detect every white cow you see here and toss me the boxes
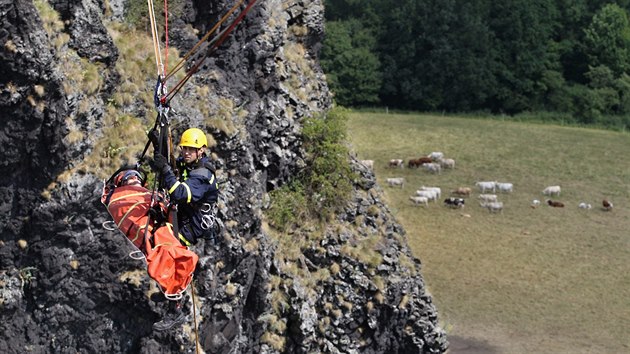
[386,177,405,188]
[481,201,504,213]
[496,182,513,193]
[416,189,438,202]
[424,162,442,174]
[409,196,429,207]
[438,158,455,169]
[420,186,442,199]
[478,194,498,202]
[578,202,592,209]
[428,152,444,161]
[389,159,404,168]
[360,159,374,169]
[475,181,496,193]
[543,185,561,196]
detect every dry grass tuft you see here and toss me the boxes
[260,331,285,351]
[17,240,27,250]
[69,260,79,270]
[4,40,17,53]
[119,269,145,287]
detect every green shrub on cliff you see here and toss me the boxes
[267,107,355,230]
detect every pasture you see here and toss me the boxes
[346,112,630,353]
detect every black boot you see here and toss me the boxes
[153,300,186,331]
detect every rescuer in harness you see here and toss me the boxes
[148,127,221,330]
[151,127,221,246]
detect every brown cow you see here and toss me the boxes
[451,187,471,197]
[603,199,613,211]
[408,157,433,168]
[547,199,564,208]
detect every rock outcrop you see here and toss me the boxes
[0,0,448,352]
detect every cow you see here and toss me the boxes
[444,197,465,209]
[439,158,455,169]
[547,199,564,208]
[386,177,404,188]
[360,160,374,169]
[408,157,433,168]
[543,185,561,196]
[420,186,442,199]
[389,159,404,168]
[478,194,498,202]
[602,199,613,211]
[429,152,444,161]
[475,181,496,193]
[416,189,438,202]
[409,196,429,207]
[424,162,442,174]
[481,201,504,213]
[451,187,471,197]
[496,182,513,193]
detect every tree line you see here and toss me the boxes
[321,0,630,129]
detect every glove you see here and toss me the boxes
[150,152,170,173]
[148,129,160,148]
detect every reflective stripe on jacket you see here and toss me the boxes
[162,156,219,244]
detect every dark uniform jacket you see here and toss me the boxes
[162,156,219,245]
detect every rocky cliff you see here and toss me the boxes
[0,0,448,352]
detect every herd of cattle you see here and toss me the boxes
[360,152,615,213]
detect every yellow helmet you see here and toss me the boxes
[179,128,208,148]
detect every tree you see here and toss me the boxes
[583,3,630,77]
[486,0,560,113]
[320,20,382,106]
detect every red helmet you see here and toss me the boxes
[114,170,143,186]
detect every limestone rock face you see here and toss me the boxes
[0,0,447,353]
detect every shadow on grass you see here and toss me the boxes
[448,335,498,354]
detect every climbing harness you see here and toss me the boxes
[199,202,224,233]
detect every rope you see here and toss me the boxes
[163,0,246,83]
[147,0,164,77]
[164,0,259,104]
[191,281,200,354]
[163,0,169,74]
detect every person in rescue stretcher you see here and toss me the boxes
[101,169,199,331]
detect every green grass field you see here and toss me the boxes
[346,112,630,353]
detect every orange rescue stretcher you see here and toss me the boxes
[101,181,198,299]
